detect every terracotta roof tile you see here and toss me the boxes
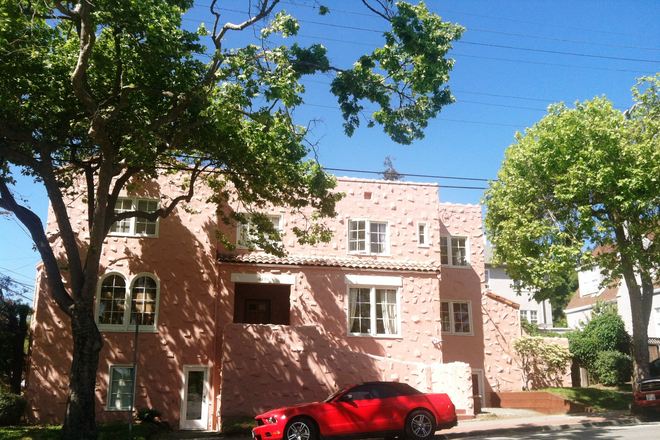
[216,252,440,272]
[484,291,520,309]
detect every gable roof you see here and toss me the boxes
[564,283,619,313]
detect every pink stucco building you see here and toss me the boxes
[25,175,534,431]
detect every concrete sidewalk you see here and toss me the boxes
[436,407,642,439]
[156,408,644,439]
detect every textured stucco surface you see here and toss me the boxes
[26,175,528,430]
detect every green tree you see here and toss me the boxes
[0,277,31,395]
[483,75,660,392]
[567,302,631,382]
[0,1,463,438]
[513,336,572,390]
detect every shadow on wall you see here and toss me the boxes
[26,176,221,426]
[219,323,455,420]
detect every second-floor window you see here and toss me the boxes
[95,272,160,332]
[348,220,389,255]
[110,197,159,237]
[237,215,283,250]
[348,286,399,337]
[441,300,472,335]
[441,236,468,267]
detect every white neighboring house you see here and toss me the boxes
[564,264,660,361]
[484,244,554,329]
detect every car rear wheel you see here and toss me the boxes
[405,409,436,440]
[285,417,317,440]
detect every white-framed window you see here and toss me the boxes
[348,219,389,255]
[417,222,429,247]
[655,306,660,328]
[441,300,472,335]
[109,197,159,237]
[107,365,134,411]
[236,214,283,249]
[485,269,491,290]
[346,275,401,337]
[441,236,469,267]
[578,266,601,297]
[95,272,160,332]
[520,310,538,324]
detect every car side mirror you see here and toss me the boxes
[338,394,353,402]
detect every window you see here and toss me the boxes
[348,220,389,255]
[110,197,159,237]
[348,286,399,337]
[578,267,601,296]
[417,222,428,247]
[441,300,472,335]
[96,273,160,331]
[520,310,538,324]
[237,214,282,249]
[484,269,490,290]
[107,365,134,411]
[441,236,468,267]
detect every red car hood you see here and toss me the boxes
[257,401,321,417]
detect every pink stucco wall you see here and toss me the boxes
[219,323,472,423]
[26,174,528,430]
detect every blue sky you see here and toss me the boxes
[2,0,659,302]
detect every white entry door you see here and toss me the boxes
[180,366,209,430]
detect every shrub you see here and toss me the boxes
[136,408,161,423]
[513,336,572,390]
[595,350,632,386]
[0,392,26,426]
[567,302,630,381]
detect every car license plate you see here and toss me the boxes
[647,394,656,401]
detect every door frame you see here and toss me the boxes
[180,365,210,430]
[471,369,485,412]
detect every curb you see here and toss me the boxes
[436,417,642,439]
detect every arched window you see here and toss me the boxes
[96,272,159,332]
[130,275,158,326]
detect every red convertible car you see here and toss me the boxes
[252,382,457,440]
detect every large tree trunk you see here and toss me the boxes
[61,308,104,440]
[627,276,652,392]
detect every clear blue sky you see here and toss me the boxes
[2,0,659,302]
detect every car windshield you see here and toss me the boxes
[323,386,352,403]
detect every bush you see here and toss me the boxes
[513,336,572,390]
[595,350,633,386]
[136,408,161,423]
[0,392,26,426]
[567,302,630,381]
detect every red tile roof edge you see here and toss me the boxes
[216,252,441,272]
[485,291,521,309]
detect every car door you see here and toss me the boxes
[333,385,396,434]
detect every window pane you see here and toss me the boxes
[109,366,133,410]
[441,301,451,332]
[375,289,397,335]
[110,199,133,234]
[453,302,471,333]
[349,221,366,252]
[440,237,449,265]
[349,288,371,334]
[418,224,426,245]
[370,222,387,254]
[131,276,157,326]
[451,237,467,266]
[99,275,126,325]
[135,200,158,235]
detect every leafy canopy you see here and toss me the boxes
[483,75,660,294]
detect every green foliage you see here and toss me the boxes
[595,351,633,386]
[483,74,660,382]
[0,277,31,394]
[513,336,572,390]
[136,407,161,423]
[0,392,26,426]
[567,302,631,380]
[1,2,464,437]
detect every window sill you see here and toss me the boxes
[107,233,159,239]
[442,332,474,337]
[347,333,402,339]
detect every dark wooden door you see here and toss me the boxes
[245,299,270,324]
